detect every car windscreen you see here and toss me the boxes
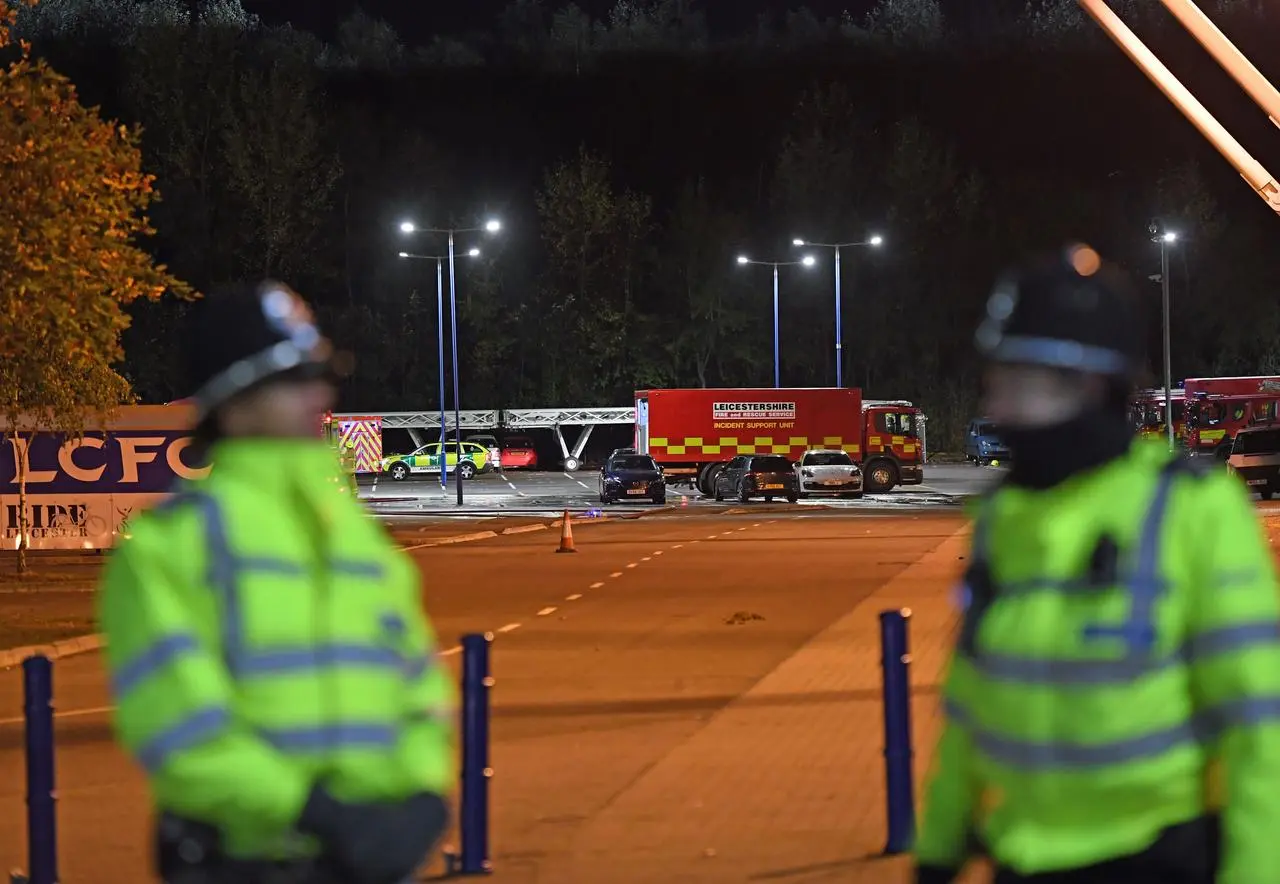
[1234,430,1280,454]
[975,421,997,436]
[503,437,534,448]
[610,456,656,471]
[751,456,792,472]
[803,452,852,466]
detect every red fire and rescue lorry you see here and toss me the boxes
[1129,387,1186,442]
[634,387,924,494]
[1182,376,1280,458]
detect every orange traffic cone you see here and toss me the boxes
[556,510,577,553]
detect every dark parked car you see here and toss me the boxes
[1228,426,1280,500]
[713,454,799,503]
[599,453,666,505]
[964,418,1009,466]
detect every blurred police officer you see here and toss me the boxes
[98,281,455,884]
[913,245,1280,884]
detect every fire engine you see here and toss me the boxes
[1129,387,1186,442]
[634,387,925,494]
[1183,377,1280,458]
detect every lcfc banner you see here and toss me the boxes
[0,406,207,551]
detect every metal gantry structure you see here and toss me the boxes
[333,407,635,471]
[1078,0,1280,216]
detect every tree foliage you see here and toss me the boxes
[0,0,192,569]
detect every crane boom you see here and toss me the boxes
[1077,0,1280,216]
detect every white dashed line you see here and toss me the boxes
[737,527,748,531]
[707,534,719,539]
[652,550,664,556]
[566,593,583,601]
[589,582,604,589]
[672,544,684,549]
[610,571,623,578]
[497,623,521,633]
[441,646,462,657]
[641,556,651,562]
[625,562,638,569]
[536,607,557,616]
[753,523,762,527]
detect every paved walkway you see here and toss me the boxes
[519,523,980,884]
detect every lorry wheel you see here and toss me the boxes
[865,460,899,493]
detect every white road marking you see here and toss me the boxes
[707,534,719,539]
[441,646,462,657]
[625,562,638,569]
[566,593,583,601]
[641,556,651,562]
[0,705,115,727]
[652,550,664,556]
[536,607,557,616]
[497,623,521,633]
[589,582,604,589]
[672,543,684,549]
[610,571,623,578]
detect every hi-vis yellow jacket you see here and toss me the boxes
[915,441,1280,882]
[98,439,455,860]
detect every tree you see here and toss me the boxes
[864,0,947,49]
[0,0,192,571]
[535,146,655,402]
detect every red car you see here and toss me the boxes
[500,436,538,470]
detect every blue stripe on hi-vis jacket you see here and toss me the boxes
[0,431,209,495]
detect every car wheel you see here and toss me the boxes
[390,463,409,481]
[1264,490,1275,501]
[458,462,477,480]
[652,495,665,505]
[737,483,750,504]
[786,493,799,504]
[848,492,864,500]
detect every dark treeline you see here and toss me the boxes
[11,0,1280,446]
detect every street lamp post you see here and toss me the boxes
[1149,223,1179,447]
[736,254,818,388]
[397,244,485,496]
[792,235,884,387]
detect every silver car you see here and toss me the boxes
[795,448,863,499]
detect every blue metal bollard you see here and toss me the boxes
[23,655,58,884]
[879,609,915,856]
[457,632,493,875]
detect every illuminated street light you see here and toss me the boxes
[736,254,819,388]
[395,237,490,497]
[485,219,501,233]
[791,233,885,387]
[1149,221,1181,447]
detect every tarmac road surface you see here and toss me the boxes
[0,509,969,884]
[361,462,1002,516]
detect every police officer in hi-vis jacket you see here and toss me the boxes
[98,281,455,884]
[913,245,1280,884]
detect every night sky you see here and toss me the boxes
[242,0,999,44]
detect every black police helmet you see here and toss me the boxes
[975,243,1144,382]
[184,280,335,423]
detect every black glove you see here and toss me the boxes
[913,865,959,884]
[299,786,449,884]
